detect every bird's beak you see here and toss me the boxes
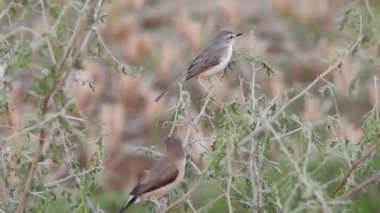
[235,32,243,37]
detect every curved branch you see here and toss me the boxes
[343,171,380,200]
[330,141,380,198]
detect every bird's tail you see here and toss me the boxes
[119,196,138,213]
[155,73,187,102]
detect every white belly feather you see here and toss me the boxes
[199,45,233,78]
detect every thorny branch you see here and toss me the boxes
[331,140,380,198]
[16,0,98,212]
[343,171,380,200]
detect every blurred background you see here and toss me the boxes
[1,0,380,212]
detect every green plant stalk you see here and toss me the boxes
[226,142,234,213]
[169,84,185,137]
[16,0,97,212]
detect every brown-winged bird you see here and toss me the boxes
[155,30,242,101]
[119,137,185,212]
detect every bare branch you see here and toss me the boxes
[330,141,380,198]
[343,171,380,200]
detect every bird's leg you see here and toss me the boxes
[198,77,209,95]
[208,78,221,103]
[198,77,216,101]
[206,78,215,101]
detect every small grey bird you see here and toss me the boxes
[155,30,243,101]
[119,137,186,212]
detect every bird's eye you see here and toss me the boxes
[228,35,234,39]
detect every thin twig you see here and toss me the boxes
[364,0,376,21]
[248,28,264,212]
[40,0,56,65]
[185,200,197,213]
[374,76,379,120]
[226,142,234,213]
[0,27,39,42]
[94,26,131,69]
[169,84,185,136]
[5,100,74,140]
[330,141,380,198]
[184,93,212,146]
[343,171,380,200]
[44,166,103,186]
[197,192,226,212]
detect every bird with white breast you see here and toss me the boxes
[155,30,243,102]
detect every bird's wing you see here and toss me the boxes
[130,157,178,196]
[186,48,221,80]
